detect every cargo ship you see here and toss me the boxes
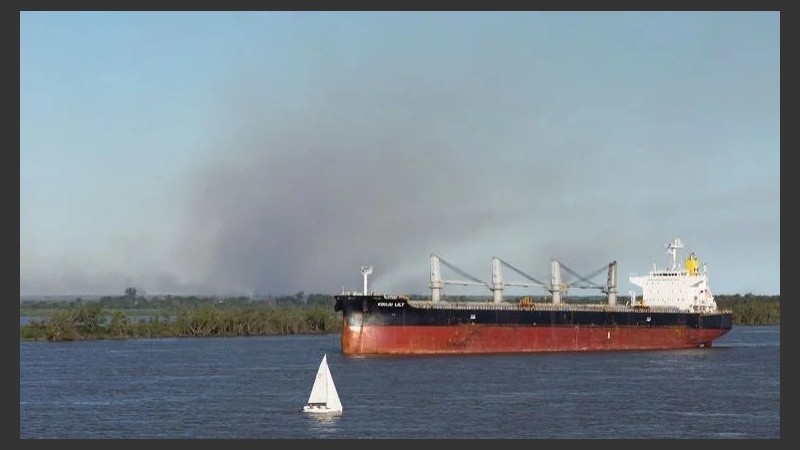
[333,239,732,355]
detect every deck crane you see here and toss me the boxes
[429,254,490,302]
[490,257,552,303]
[428,253,619,306]
[552,259,619,306]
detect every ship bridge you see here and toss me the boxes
[629,238,717,313]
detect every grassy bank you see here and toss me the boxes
[19,293,779,341]
[20,304,341,341]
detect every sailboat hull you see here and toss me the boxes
[302,405,342,414]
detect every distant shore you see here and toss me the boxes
[19,293,778,341]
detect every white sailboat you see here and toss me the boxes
[302,353,343,414]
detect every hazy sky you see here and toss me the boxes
[20,11,780,297]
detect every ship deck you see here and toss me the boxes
[337,293,730,315]
[406,300,697,314]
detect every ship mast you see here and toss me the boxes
[360,266,372,295]
[667,238,683,271]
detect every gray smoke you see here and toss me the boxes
[175,76,594,295]
[172,70,729,296]
[22,73,773,297]
[19,15,779,298]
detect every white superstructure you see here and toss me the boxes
[629,238,718,313]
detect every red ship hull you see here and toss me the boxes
[341,323,730,355]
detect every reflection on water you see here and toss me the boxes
[304,411,344,437]
[306,412,343,424]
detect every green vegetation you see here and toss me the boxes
[20,290,341,341]
[19,290,779,341]
[715,294,780,325]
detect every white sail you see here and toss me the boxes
[324,358,342,411]
[303,353,343,413]
[307,354,329,404]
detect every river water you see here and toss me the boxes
[19,325,779,438]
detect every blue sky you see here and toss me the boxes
[20,11,780,296]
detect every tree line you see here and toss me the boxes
[20,303,341,341]
[20,288,330,314]
[19,290,779,341]
[714,293,780,325]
